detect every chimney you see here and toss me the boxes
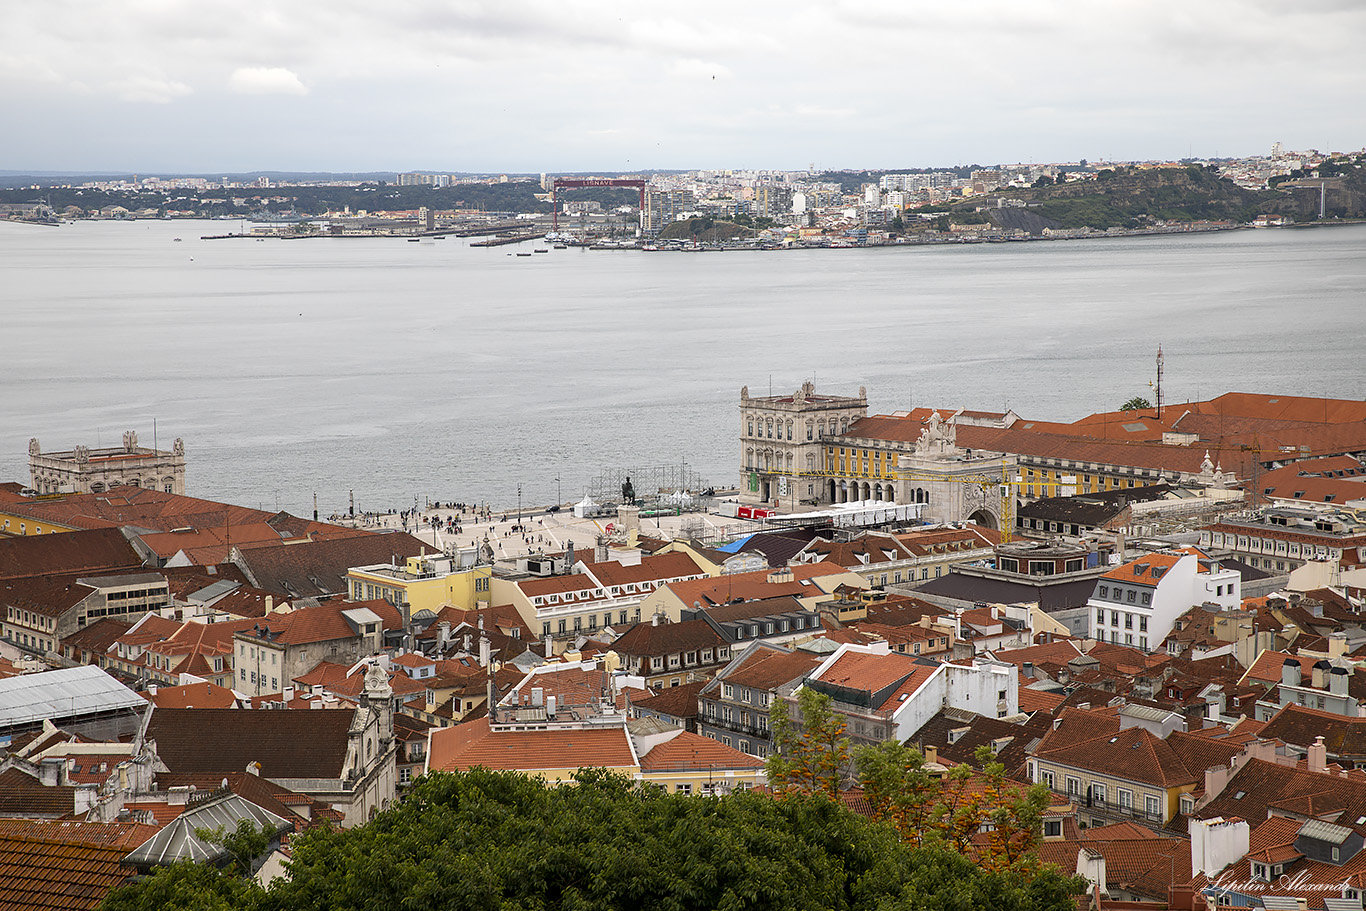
[1077,848,1107,897]
[1023,661,1034,679]
[1331,666,1349,697]
[924,745,938,765]
[1282,658,1302,688]
[544,634,553,657]
[39,758,64,786]
[1308,736,1328,774]
[1330,633,1348,658]
[1190,816,1250,878]
[265,595,273,613]
[438,621,451,650]
[283,685,294,702]
[1313,660,1330,690]
[148,684,158,697]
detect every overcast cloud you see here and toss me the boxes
[2,0,1363,173]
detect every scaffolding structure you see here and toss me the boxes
[586,462,711,513]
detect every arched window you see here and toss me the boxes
[746,448,754,469]
[786,420,793,441]
[806,421,814,441]
[786,453,793,470]
[163,478,174,493]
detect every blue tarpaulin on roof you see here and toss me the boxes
[713,535,754,553]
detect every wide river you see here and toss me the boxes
[3,220,1363,517]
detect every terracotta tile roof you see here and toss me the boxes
[638,731,763,772]
[0,818,157,849]
[664,563,855,608]
[859,595,950,627]
[292,660,360,688]
[811,651,937,710]
[0,823,137,910]
[579,552,708,587]
[0,527,145,582]
[1240,649,1317,686]
[611,618,725,657]
[992,639,1087,669]
[909,708,1054,780]
[1195,757,1366,831]
[143,681,239,709]
[428,717,637,773]
[0,766,78,816]
[60,619,132,657]
[232,532,433,598]
[1035,723,1216,788]
[0,573,100,619]
[715,645,823,691]
[502,664,623,712]
[735,528,829,567]
[804,533,914,568]
[892,526,997,554]
[1184,392,1366,426]
[235,600,401,647]
[146,706,359,780]
[1101,551,1186,584]
[1038,832,1190,900]
[1017,687,1067,713]
[0,487,271,534]
[631,680,705,720]
[1258,703,1366,756]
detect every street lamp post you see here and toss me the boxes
[517,484,522,530]
[554,476,561,508]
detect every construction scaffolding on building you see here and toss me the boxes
[586,463,712,515]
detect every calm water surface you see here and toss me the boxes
[2,220,1363,515]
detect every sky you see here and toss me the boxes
[3,0,1365,174]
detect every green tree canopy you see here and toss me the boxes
[103,768,1082,911]
[767,686,849,799]
[1119,396,1153,412]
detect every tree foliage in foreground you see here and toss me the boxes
[856,742,1053,879]
[1119,396,1153,412]
[102,768,1082,911]
[767,686,850,799]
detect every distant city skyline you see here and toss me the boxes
[4,1,1364,173]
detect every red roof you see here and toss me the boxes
[428,717,637,773]
[638,731,764,772]
[811,650,937,710]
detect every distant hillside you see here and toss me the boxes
[985,166,1265,229]
[657,217,754,241]
[961,159,1366,230]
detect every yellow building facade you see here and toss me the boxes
[347,554,491,613]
